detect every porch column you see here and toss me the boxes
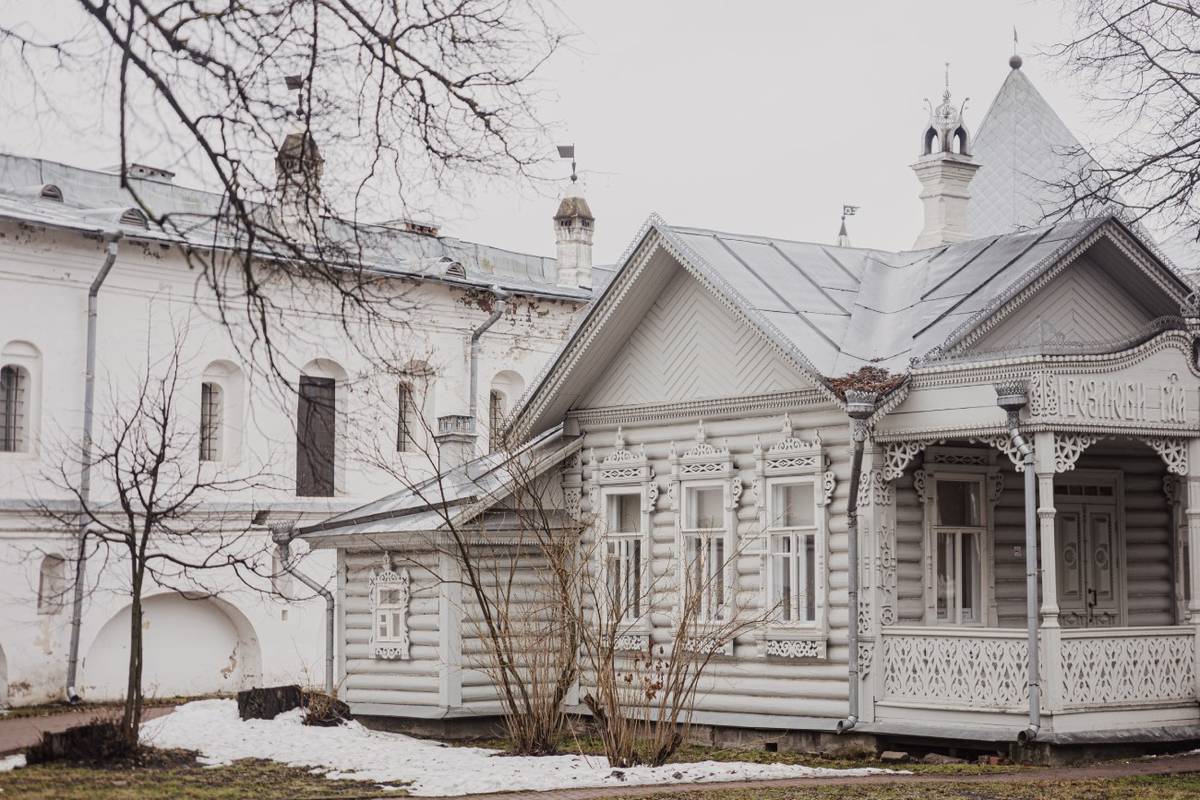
[1186,439,1200,702]
[1187,439,1200,624]
[858,440,887,725]
[1034,431,1061,713]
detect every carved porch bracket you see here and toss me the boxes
[1144,437,1189,476]
[975,435,1025,472]
[1054,433,1100,472]
[882,440,932,481]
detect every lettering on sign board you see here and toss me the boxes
[1029,372,1189,424]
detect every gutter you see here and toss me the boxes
[995,383,1040,743]
[836,390,879,735]
[272,524,334,694]
[467,285,509,422]
[65,232,122,703]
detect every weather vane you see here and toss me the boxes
[842,204,859,222]
[557,144,577,183]
[284,75,304,117]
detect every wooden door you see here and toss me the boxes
[1056,503,1121,628]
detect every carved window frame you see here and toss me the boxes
[919,450,997,628]
[370,566,411,660]
[752,414,831,659]
[669,420,738,656]
[591,428,656,650]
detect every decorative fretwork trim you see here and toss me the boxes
[370,567,411,661]
[612,633,650,653]
[989,472,1005,503]
[568,389,833,429]
[883,440,934,481]
[912,469,928,505]
[973,435,1025,471]
[1145,437,1189,476]
[1054,433,1100,472]
[822,471,836,506]
[764,637,825,659]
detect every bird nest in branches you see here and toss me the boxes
[826,367,904,399]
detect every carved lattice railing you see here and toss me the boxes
[880,628,1029,711]
[1058,628,1197,710]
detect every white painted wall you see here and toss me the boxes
[0,217,583,706]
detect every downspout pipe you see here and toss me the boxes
[468,285,510,422]
[65,232,122,703]
[995,382,1040,744]
[272,523,334,694]
[836,390,878,735]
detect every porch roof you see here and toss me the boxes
[297,424,580,543]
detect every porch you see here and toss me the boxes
[858,432,1200,743]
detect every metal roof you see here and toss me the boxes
[298,425,577,540]
[660,216,1106,373]
[967,63,1108,238]
[0,153,603,300]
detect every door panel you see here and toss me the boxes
[1055,500,1123,628]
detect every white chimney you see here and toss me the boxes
[434,414,478,471]
[911,69,980,249]
[554,192,595,290]
[275,131,324,239]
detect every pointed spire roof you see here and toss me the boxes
[967,58,1104,238]
[837,217,851,247]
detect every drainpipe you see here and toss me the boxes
[995,382,1040,743]
[467,285,509,422]
[272,523,334,694]
[65,233,122,703]
[836,390,878,735]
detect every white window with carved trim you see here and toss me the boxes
[752,414,832,659]
[928,474,987,626]
[669,421,739,642]
[370,567,411,660]
[589,428,657,648]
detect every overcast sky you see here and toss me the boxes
[2,1,1088,264]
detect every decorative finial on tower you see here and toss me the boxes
[911,63,979,249]
[1010,27,1023,69]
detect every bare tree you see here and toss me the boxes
[579,536,769,768]
[0,1,567,374]
[1051,1,1200,237]
[36,339,273,751]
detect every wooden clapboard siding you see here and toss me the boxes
[343,549,442,707]
[972,257,1157,353]
[577,405,852,718]
[582,264,812,409]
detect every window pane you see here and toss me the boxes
[805,534,816,622]
[712,537,725,610]
[687,487,724,529]
[961,533,980,623]
[936,533,955,621]
[937,480,981,526]
[773,482,815,528]
[607,493,641,534]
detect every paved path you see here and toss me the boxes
[443,751,1200,800]
[0,706,174,755]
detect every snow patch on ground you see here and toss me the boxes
[142,700,898,796]
[0,754,26,772]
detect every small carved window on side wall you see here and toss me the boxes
[371,567,411,660]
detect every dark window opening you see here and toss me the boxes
[296,375,336,497]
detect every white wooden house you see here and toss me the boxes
[301,59,1200,752]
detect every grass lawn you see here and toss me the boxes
[602,773,1200,799]
[0,754,408,799]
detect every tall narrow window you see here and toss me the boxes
[683,484,727,622]
[604,491,643,621]
[38,555,66,614]
[768,480,818,623]
[933,477,984,624]
[489,390,506,452]
[0,364,28,453]
[199,381,223,462]
[396,382,414,452]
[296,375,336,497]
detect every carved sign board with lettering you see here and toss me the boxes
[1027,344,1198,428]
